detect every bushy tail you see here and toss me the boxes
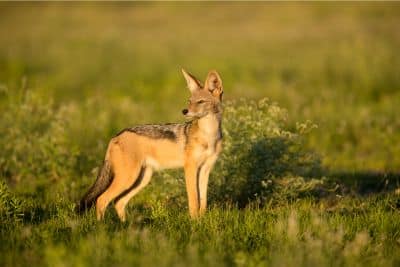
[75,160,113,214]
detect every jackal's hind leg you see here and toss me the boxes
[96,161,142,221]
[114,167,153,222]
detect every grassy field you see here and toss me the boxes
[1,3,400,267]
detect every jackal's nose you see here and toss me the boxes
[182,109,188,115]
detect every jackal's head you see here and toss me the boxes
[181,69,223,119]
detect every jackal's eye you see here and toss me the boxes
[197,100,205,104]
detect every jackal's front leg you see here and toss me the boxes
[198,154,218,216]
[184,160,200,219]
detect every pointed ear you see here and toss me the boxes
[205,70,223,99]
[182,69,202,93]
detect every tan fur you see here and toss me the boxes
[86,69,223,221]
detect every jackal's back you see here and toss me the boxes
[115,123,189,143]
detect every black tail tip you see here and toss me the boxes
[75,201,92,214]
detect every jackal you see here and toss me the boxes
[76,69,223,221]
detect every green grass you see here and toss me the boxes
[1,3,400,267]
[2,189,400,267]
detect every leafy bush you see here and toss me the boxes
[210,99,322,205]
[0,89,79,185]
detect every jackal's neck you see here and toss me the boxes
[197,112,222,140]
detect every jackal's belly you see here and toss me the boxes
[143,140,184,170]
[145,155,183,170]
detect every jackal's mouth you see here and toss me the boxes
[184,113,208,120]
[182,108,211,119]
[183,113,197,119]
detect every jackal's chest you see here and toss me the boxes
[199,139,216,155]
[188,134,220,159]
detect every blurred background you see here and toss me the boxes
[0,2,399,182]
[1,4,400,266]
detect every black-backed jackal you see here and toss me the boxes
[76,69,223,221]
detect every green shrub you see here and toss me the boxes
[0,88,79,185]
[210,98,322,205]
